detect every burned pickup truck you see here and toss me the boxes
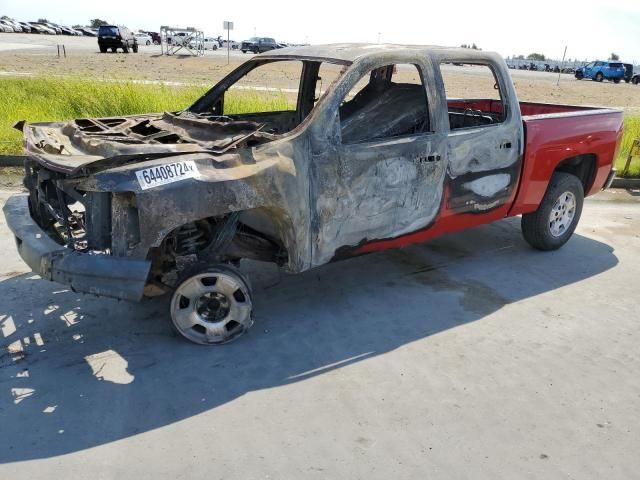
[4,44,622,345]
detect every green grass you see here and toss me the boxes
[1,76,639,177]
[0,76,292,155]
[616,115,640,177]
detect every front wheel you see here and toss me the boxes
[170,265,254,345]
[594,72,604,82]
[521,172,584,251]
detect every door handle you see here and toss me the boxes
[499,141,512,149]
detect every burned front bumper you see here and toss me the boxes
[2,194,151,301]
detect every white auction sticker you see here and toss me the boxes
[135,161,200,190]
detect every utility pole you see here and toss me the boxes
[557,46,567,86]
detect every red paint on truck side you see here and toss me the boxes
[355,102,623,255]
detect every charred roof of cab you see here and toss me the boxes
[258,43,499,63]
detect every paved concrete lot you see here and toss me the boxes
[0,187,638,479]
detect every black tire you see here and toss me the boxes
[521,172,584,251]
[613,78,620,84]
[123,45,129,53]
[241,49,247,53]
[575,73,583,80]
[633,77,639,85]
[99,46,107,53]
[111,47,117,53]
[145,40,150,45]
[253,47,259,54]
[594,72,604,82]
[132,44,138,53]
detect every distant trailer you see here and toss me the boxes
[160,26,204,56]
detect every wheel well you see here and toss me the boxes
[554,154,597,193]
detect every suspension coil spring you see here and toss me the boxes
[176,222,207,254]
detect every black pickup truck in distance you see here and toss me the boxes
[98,25,138,53]
[240,37,278,53]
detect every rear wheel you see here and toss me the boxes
[633,77,639,85]
[521,172,584,251]
[132,43,138,53]
[99,45,107,53]
[170,265,254,345]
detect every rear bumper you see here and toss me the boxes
[98,39,125,47]
[2,193,151,301]
[603,168,617,190]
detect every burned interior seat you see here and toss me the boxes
[448,108,497,129]
[340,83,428,143]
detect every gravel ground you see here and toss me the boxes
[0,186,639,479]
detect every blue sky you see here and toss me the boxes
[1,0,639,61]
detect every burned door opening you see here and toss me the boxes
[311,62,447,265]
[440,61,522,213]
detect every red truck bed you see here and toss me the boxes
[513,101,623,215]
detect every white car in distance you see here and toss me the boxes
[134,33,152,45]
[203,37,219,50]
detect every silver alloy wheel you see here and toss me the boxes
[549,191,576,237]
[170,269,253,345]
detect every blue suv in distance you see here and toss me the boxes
[575,61,625,83]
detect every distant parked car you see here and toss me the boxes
[143,31,161,44]
[18,22,35,33]
[2,19,25,32]
[58,25,79,36]
[0,21,15,32]
[221,39,239,49]
[98,25,138,53]
[31,22,56,34]
[8,21,28,32]
[575,61,625,83]
[0,19,21,32]
[79,27,97,37]
[623,64,634,83]
[134,33,152,45]
[240,37,278,53]
[202,37,219,50]
[43,22,63,34]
